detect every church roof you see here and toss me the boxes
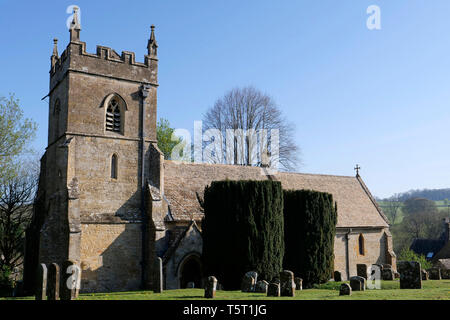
[163,161,389,228]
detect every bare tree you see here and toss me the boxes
[384,194,402,224]
[202,86,300,171]
[0,166,37,271]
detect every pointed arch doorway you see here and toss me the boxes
[178,253,203,289]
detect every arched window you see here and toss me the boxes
[103,93,127,134]
[358,234,365,255]
[111,154,118,179]
[53,99,61,141]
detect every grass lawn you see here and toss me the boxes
[3,280,449,300]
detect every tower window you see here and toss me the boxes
[358,234,365,255]
[106,99,121,132]
[111,154,118,179]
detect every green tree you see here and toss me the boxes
[0,94,37,182]
[156,118,182,160]
[397,248,432,270]
[202,180,284,290]
[283,190,337,288]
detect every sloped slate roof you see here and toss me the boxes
[410,239,445,257]
[163,161,389,228]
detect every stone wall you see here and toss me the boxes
[79,223,142,293]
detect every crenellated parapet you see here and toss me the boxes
[50,7,158,92]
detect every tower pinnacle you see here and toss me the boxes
[147,25,158,57]
[52,38,58,57]
[69,6,81,42]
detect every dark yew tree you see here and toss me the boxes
[283,190,337,288]
[202,180,284,289]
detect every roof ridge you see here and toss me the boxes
[165,160,355,179]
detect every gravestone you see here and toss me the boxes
[357,264,368,279]
[271,277,280,284]
[280,270,295,297]
[241,271,257,292]
[204,276,217,298]
[154,257,163,293]
[60,260,81,300]
[186,282,195,288]
[267,282,280,297]
[441,269,450,279]
[47,263,60,300]
[350,276,366,291]
[381,268,394,281]
[427,268,441,280]
[382,264,392,270]
[294,277,303,290]
[254,280,269,293]
[394,271,400,279]
[397,261,422,289]
[339,283,352,296]
[35,263,47,300]
[421,269,428,280]
[334,271,342,282]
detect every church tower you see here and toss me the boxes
[23,8,165,293]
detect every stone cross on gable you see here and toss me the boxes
[354,164,361,176]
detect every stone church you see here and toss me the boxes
[23,11,396,293]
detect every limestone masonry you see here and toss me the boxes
[23,10,396,293]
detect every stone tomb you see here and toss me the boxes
[334,271,342,282]
[279,270,295,297]
[35,263,47,300]
[47,263,60,300]
[204,276,217,298]
[267,282,280,297]
[398,261,422,289]
[294,277,302,290]
[421,269,429,281]
[339,283,352,296]
[427,268,441,280]
[241,271,257,292]
[349,276,366,291]
[357,264,368,279]
[254,280,268,294]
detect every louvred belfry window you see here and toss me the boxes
[106,98,121,132]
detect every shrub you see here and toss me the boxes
[0,265,13,297]
[202,180,284,290]
[397,248,432,270]
[283,190,337,288]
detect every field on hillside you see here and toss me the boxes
[377,200,450,225]
[3,280,450,300]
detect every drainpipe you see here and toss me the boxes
[140,84,150,288]
[345,228,352,280]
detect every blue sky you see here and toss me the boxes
[1,0,449,198]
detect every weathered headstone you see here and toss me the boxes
[339,283,352,296]
[186,282,195,288]
[271,277,280,284]
[280,270,295,297]
[47,263,60,300]
[397,261,422,289]
[60,260,81,300]
[35,263,47,300]
[254,280,269,293]
[421,269,429,281]
[381,268,394,281]
[374,264,384,272]
[241,271,257,292]
[427,268,441,280]
[267,282,280,297]
[357,264,368,279]
[294,277,303,290]
[154,257,163,293]
[334,271,342,282]
[394,271,400,279]
[350,276,366,291]
[441,269,450,279]
[204,276,217,298]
